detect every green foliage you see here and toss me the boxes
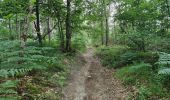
[97,45,159,68]
[0,80,20,100]
[126,30,150,51]
[49,71,68,87]
[116,0,169,34]
[156,52,170,90]
[0,40,71,99]
[116,63,153,85]
[121,51,159,65]
[0,40,56,77]
[72,33,87,52]
[116,63,167,99]
[149,37,170,53]
[136,86,151,100]
[96,45,128,68]
[159,68,170,75]
[157,52,170,66]
[25,82,42,94]
[0,68,32,78]
[0,25,9,38]
[114,51,170,99]
[0,97,19,100]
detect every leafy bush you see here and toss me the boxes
[136,86,151,100]
[115,63,167,99]
[0,40,70,99]
[72,34,87,52]
[0,26,11,38]
[96,45,128,68]
[149,37,170,53]
[0,80,20,99]
[127,30,149,51]
[0,40,56,78]
[120,51,159,66]
[158,73,170,90]
[156,52,170,66]
[115,63,153,85]
[96,45,159,68]
[157,52,170,90]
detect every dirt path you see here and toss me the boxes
[62,48,129,100]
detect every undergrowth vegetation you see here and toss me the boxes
[0,0,170,99]
[0,40,73,100]
[96,45,170,99]
[96,45,128,68]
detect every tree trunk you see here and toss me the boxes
[103,0,109,46]
[47,17,51,43]
[16,14,19,37]
[9,18,12,38]
[47,0,51,43]
[57,18,65,51]
[166,0,170,32]
[100,0,104,45]
[65,0,72,52]
[101,20,104,45]
[36,0,42,45]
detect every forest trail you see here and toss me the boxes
[62,48,129,100]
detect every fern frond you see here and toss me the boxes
[158,68,170,75]
[156,52,170,66]
[0,68,32,78]
[0,88,17,94]
[0,97,18,100]
[0,80,18,88]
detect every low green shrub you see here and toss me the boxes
[0,40,71,99]
[159,73,170,90]
[96,45,159,68]
[120,51,159,66]
[157,52,170,90]
[115,63,168,99]
[116,63,153,85]
[96,45,128,68]
[72,34,87,52]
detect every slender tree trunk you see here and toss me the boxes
[16,14,18,36]
[36,0,42,45]
[166,0,170,32]
[58,19,65,51]
[105,11,109,46]
[166,0,170,17]
[101,20,104,45]
[103,0,109,46]
[65,0,72,52]
[100,0,104,45]
[9,18,12,38]
[47,17,51,43]
[47,0,51,43]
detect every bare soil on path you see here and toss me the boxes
[62,48,129,100]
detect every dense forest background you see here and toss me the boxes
[0,0,170,99]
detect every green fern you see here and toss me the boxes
[158,68,170,75]
[157,52,170,90]
[0,38,67,99]
[0,40,55,77]
[0,80,18,94]
[0,80,19,100]
[157,52,170,66]
[0,80,18,88]
[0,69,8,78]
[156,52,170,75]
[0,68,32,78]
[0,97,18,100]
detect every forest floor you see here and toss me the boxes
[62,48,129,100]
